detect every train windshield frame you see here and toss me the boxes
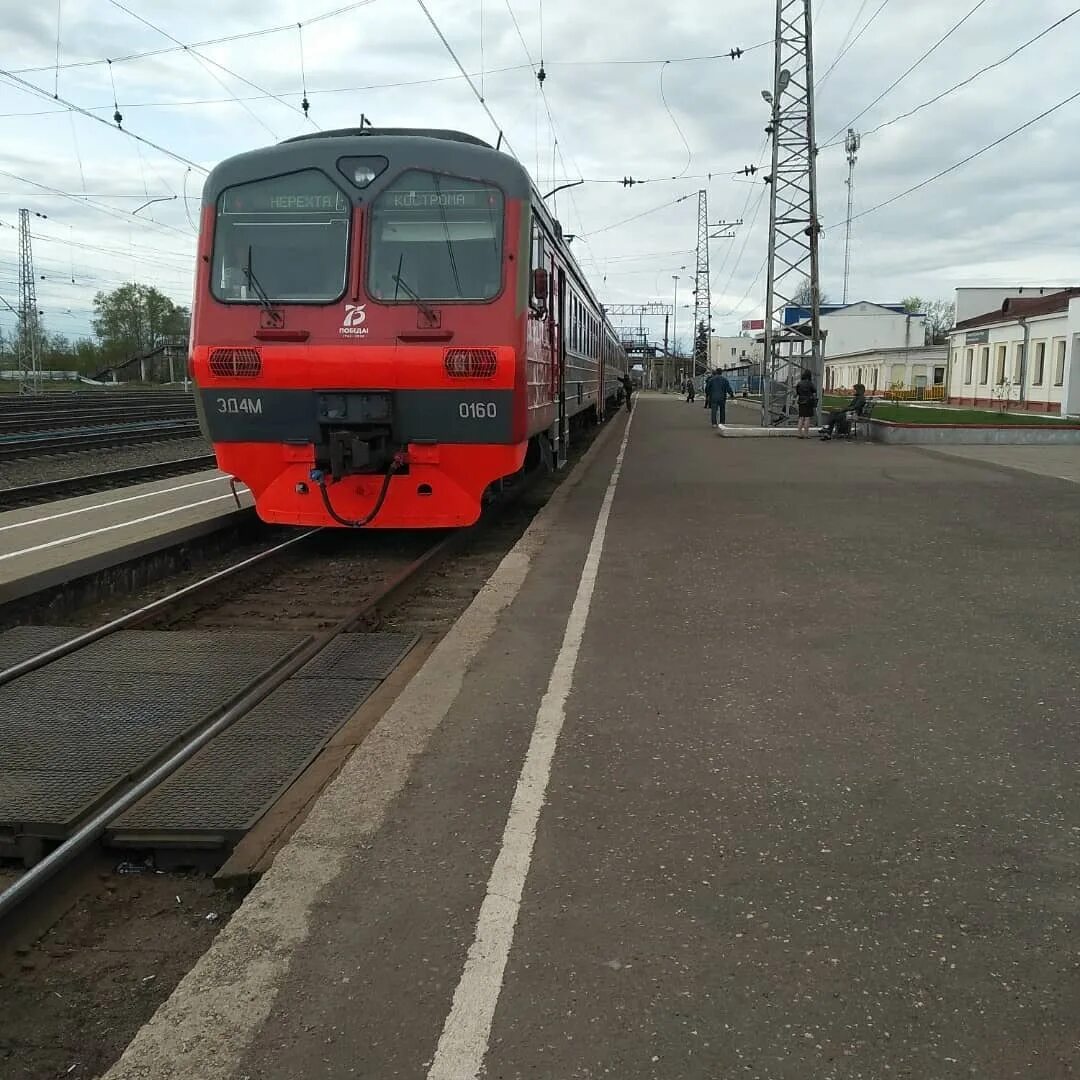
[211,169,351,305]
[367,170,505,304]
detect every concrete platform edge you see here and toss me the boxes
[101,416,627,1080]
[0,509,252,609]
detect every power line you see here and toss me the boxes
[848,86,1080,224]
[12,0,383,75]
[414,0,517,158]
[815,0,891,91]
[820,6,1080,149]
[582,192,697,237]
[824,0,993,145]
[0,67,207,173]
[0,50,776,120]
[0,168,195,238]
[107,0,314,131]
[658,62,693,179]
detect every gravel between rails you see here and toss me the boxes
[0,437,214,490]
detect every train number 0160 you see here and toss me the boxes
[458,401,498,419]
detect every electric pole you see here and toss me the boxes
[17,209,42,395]
[842,127,860,305]
[761,0,823,427]
[693,190,711,381]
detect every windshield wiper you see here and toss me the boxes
[244,246,275,313]
[433,176,463,298]
[392,254,438,323]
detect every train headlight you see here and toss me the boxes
[338,155,388,189]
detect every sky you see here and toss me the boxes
[1,0,1079,352]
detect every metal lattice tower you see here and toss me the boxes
[693,190,711,378]
[842,128,861,305]
[17,209,41,394]
[761,0,823,426]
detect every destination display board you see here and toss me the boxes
[221,171,350,215]
[387,188,502,211]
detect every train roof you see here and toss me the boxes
[283,128,493,147]
[202,129,529,205]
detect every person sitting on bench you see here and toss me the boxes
[820,383,867,440]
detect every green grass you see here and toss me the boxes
[822,395,1073,426]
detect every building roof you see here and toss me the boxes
[783,301,920,325]
[954,287,1080,331]
[824,345,948,362]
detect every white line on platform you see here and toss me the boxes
[425,412,635,1080]
[0,475,228,534]
[0,491,250,563]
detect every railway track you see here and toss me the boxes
[0,525,453,918]
[0,454,218,509]
[0,420,203,460]
[0,461,548,913]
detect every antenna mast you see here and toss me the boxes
[842,127,861,305]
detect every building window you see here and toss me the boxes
[979,347,989,385]
[964,349,973,384]
[1054,340,1066,386]
[933,366,945,386]
[995,345,1007,385]
[1013,344,1024,384]
[1033,342,1046,386]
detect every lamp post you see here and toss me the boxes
[671,274,680,391]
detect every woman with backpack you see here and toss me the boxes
[795,369,817,439]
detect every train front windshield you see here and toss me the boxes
[368,170,504,302]
[212,170,350,304]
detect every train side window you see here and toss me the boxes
[531,222,546,271]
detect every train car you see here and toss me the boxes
[190,127,627,528]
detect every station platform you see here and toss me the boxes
[0,471,252,607]
[107,394,1080,1079]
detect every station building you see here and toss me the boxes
[779,301,944,397]
[946,287,1080,416]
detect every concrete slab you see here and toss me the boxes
[105,398,1080,1080]
[918,443,1080,484]
[0,471,252,605]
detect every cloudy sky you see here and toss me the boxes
[2,0,1078,352]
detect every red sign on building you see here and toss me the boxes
[741,318,765,331]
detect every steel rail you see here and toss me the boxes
[0,528,460,920]
[0,455,217,508]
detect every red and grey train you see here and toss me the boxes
[190,127,628,528]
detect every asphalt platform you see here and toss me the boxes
[107,393,1080,1080]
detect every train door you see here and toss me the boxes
[553,264,568,467]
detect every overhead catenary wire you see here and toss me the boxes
[582,192,697,238]
[0,66,207,173]
[13,0,384,75]
[414,0,517,158]
[658,62,693,179]
[107,0,308,132]
[824,0,993,145]
[0,167,196,238]
[846,85,1080,225]
[819,6,1080,149]
[815,0,891,92]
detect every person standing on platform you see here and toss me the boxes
[620,372,634,413]
[705,369,734,428]
[795,368,818,439]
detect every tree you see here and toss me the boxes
[792,278,830,307]
[694,320,709,372]
[901,296,956,345]
[92,283,189,364]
